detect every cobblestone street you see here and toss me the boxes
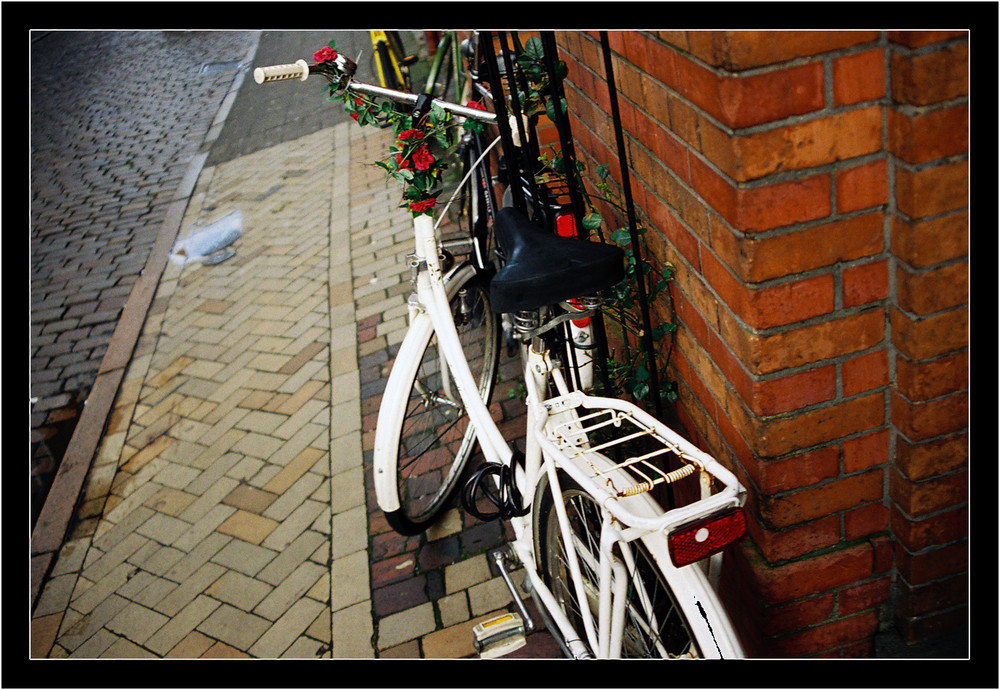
[30,31,259,525]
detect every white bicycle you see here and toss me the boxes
[256,31,747,659]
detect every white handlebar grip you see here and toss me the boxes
[253,59,309,84]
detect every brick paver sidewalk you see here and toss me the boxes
[32,116,560,659]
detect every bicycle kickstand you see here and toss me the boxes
[471,546,536,658]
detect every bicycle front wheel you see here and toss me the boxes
[532,471,727,658]
[376,266,500,535]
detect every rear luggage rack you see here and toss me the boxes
[533,391,745,535]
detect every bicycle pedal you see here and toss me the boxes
[472,612,527,658]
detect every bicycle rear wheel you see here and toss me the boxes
[379,268,500,535]
[532,471,709,658]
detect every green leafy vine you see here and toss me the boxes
[312,39,484,217]
[518,36,680,408]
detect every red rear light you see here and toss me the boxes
[555,212,578,238]
[668,507,747,567]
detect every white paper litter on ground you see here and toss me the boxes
[170,210,243,266]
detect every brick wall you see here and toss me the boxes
[553,30,968,656]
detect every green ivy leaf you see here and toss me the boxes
[610,228,631,246]
[523,36,545,61]
[632,381,650,401]
[582,213,603,231]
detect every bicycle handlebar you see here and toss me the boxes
[253,59,310,83]
[253,57,496,124]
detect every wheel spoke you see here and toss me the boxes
[540,486,701,658]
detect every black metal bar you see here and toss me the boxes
[539,32,588,232]
[599,31,664,422]
[478,32,525,214]
[497,32,545,223]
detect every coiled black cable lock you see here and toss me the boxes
[461,452,530,521]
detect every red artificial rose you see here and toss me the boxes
[409,198,437,213]
[350,96,363,122]
[397,128,424,141]
[465,100,486,111]
[313,46,338,63]
[411,145,435,172]
[395,152,410,170]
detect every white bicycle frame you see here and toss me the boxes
[374,212,746,659]
[252,41,746,659]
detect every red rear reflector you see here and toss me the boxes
[567,298,590,328]
[668,507,747,568]
[555,213,578,238]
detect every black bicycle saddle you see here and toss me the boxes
[490,206,625,314]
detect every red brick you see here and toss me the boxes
[702,251,835,329]
[842,350,889,397]
[842,428,890,473]
[672,288,710,349]
[761,470,883,528]
[737,540,876,605]
[890,389,968,442]
[895,260,968,316]
[890,503,968,552]
[887,31,968,49]
[708,106,883,182]
[755,392,884,458]
[836,159,888,213]
[839,577,891,616]
[750,366,837,416]
[833,48,886,105]
[749,513,840,562]
[894,432,967,482]
[888,104,968,165]
[890,211,967,270]
[896,607,968,645]
[688,31,879,70]
[644,35,679,89]
[748,445,840,494]
[370,552,416,588]
[890,466,967,518]
[770,611,880,657]
[756,594,836,637]
[895,158,968,220]
[632,105,688,181]
[690,155,832,232]
[843,502,889,541]
[896,541,966,586]
[727,308,884,376]
[897,571,967,617]
[676,329,731,418]
[711,212,883,283]
[890,306,967,361]
[895,350,968,402]
[658,206,700,270]
[890,42,968,106]
[842,259,889,308]
[665,90,700,148]
[675,52,825,128]
[754,274,836,329]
